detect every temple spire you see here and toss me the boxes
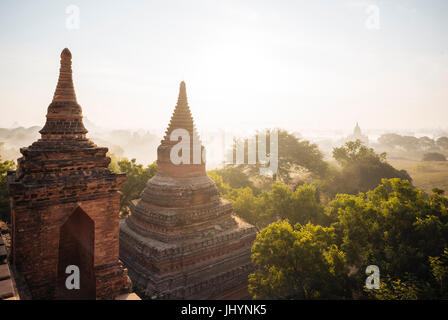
[52,48,77,103]
[177,81,188,106]
[39,48,87,136]
[162,81,197,142]
[157,81,205,176]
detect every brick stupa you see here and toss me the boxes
[119,82,257,299]
[7,48,131,299]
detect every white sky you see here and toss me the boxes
[1,0,447,135]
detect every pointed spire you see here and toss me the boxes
[162,81,198,143]
[39,48,87,137]
[177,81,188,106]
[52,48,77,103]
[157,81,206,177]
[354,122,362,136]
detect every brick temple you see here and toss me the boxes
[7,48,132,299]
[119,81,257,299]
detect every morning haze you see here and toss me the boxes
[2,0,448,304]
[1,0,447,134]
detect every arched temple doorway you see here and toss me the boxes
[56,207,96,299]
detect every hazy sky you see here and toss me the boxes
[1,0,447,135]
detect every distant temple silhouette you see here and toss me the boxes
[119,81,257,299]
[347,122,369,144]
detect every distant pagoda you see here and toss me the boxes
[119,82,257,299]
[353,122,362,137]
[7,49,131,299]
[348,122,369,144]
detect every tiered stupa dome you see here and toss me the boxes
[119,82,257,299]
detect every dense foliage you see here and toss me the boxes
[2,129,447,300]
[109,154,157,216]
[250,179,448,299]
[326,140,412,196]
[209,167,327,229]
[229,130,328,184]
[0,157,16,223]
[249,220,353,299]
[378,133,448,153]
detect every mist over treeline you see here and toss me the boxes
[2,122,448,300]
[0,121,160,165]
[1,121,447,166]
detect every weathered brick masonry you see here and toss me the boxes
[7,48,131,299]
[119,82,257,299]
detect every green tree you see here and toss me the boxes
[207,170,232,196]
[329,178,448,299]
[208,171,268,228]
[378,133,403,148]
[215,167,256,190]
[400,136,421,152]
[418,136,437,151]
[368,277,420,300]
[329,140,412,195]
[429,248,448,297]
[229,187,269,230]
[231,130,328,184]
[208,171,328,229]
[333,140,386,166]
[378,133,421,151]
[263,182,327,226]
[249,220,352,299]
[0,157,16,223]
[436,137,448,150]
[109,156,157,216]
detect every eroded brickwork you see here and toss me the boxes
[7,48,131,299]
[119,82,257,299]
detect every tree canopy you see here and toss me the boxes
[249,220,352,299]
[208,170,328,230]
[378,133,448,154]
[230,130,328,184]
[250,178,448,299]
[108,155,157,216]
[0,157,16,223]
[327,140,412,195]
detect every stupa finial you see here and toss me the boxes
[40,48,86,136]
[177,81,188,106]
[52,48,77,103]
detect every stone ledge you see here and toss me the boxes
[0,264,11,281]
[115,292,141,300]
[0,278,14,299]
[0,246,7,264]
